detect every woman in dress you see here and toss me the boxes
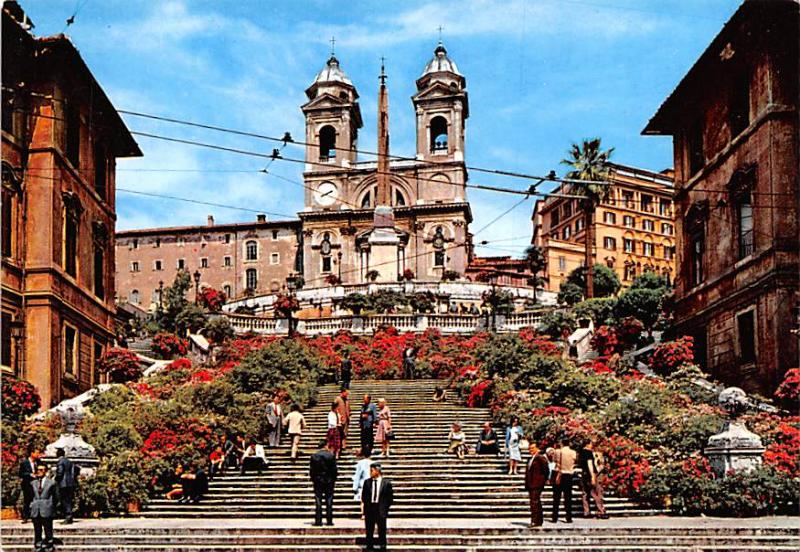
[375,398,392,458]
[505,416,523,475]
[447,422,467,459]
[326,401,342,458]
[352,448,372,519]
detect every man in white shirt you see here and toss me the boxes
[361,463,394,552]
[240,442,268,476]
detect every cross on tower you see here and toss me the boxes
[437,25,443,42]
[329,36,336,56]
[379,56,387,85]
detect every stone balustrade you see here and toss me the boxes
[225,311,542,336]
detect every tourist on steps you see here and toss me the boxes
[505,417,524,475]
[284,403,307,461]
[55,448,79,524]
[339,351,352,390]
[475,422,500,455]
[309,440,338,526]
[18,445,40,522]
[362,462,394,552]
[524,442,550,528]
[352,447,373,519]
[209,446,225,479]
[447,422,468,459]
[240,441,269,476]
[551,440,577,523]
[375,398,393,458]
[326,402,343,458]
[334,389,351,451]
[266,394,284,448]
[178,463,208,504]
[360,394,378,455]
[402,347,416,379]
[579,441,608,519]
[432,386,447,402]
[29,463,57,552]
[165,463,186,500]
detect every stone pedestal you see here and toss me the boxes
[43,403,99,475]
[368,206,401,283]
[704,387,765,478]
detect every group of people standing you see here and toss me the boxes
[525,439,608,527]
[327,390,393,460]
[18,446,80,552]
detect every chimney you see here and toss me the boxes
[257,214,267,223]
[207,215,214,226]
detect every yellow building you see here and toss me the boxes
[532,163,676,292]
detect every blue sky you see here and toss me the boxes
[25,0,740,256]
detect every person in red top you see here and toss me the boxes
[209,446,225,479]
[524,442,551,527]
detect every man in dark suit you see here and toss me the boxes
[339,352,352,390]
[361,463,394,552]
[524,442,550,527]
[359,394,377,455]
[309,441,338,526]
[179,463,209,504]
[30,463,57,551]
[18,446,40,522]
[55,448,78,523]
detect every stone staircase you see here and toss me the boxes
[1,524,797,551]
[140,379,654,519]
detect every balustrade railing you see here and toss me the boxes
[225,311,542,336]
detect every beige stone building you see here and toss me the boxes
[531,163,676,292]
[115,216,301,309]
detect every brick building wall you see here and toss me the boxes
[643,0,799,394]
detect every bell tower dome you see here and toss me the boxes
[412,42,468,162]
[302,55,363,172]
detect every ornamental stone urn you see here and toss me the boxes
[704,387,764,478]
[43,402,99,475]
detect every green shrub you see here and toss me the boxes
[474,334,532,378]
[539,310,577,340]
[94,422,143,457]
[574,297,618,325]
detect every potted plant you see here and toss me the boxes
[325,274,342,286]
[442,269,460,282]
[366,270,380,282]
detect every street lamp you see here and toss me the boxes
[9,319,25,377]
[286,274,298,337]
[337,251,342,280]
[193,270,201,304]
[157,280,164,313]
[488,270,499,332]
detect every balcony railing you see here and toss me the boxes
[225,311,543,336]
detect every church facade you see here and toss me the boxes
[298,43,473,286]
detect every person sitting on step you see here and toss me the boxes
[447,422,468,459]
[432,386,447,403]
[209,445,225,480]
[178,462,209,504]
[165,463,185,501]
[240,441,269,476]
[475,422,500,456]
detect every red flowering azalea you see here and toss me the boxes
[1,375,41,421]
[599,435,651,498]
[273,294,300,318]
[190,369,215,383]
[127,382,158,399]
[592,325,622,356]
[763,422,800,477]
[151,333,189,360]
[165,358,192,372]
[402,268,415,281]
[774,368,800,406]
[649,336,694,375]
[141,428,181,457]
[199,287,227,312]
[467,380,492,407]
[98,348,144,383]
[325,274,342,286]
[584,360,614,375]
[680,455,715,478]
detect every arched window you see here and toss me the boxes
[245,240,258,261]
[430,116,448,152]
[130,289,139,305]
[319,125,337,161]
[223,284,232,298]
[246,268,258,290]
[394,189,406,206]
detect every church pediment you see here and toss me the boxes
[413,81,465,102]
[301,92,352,112]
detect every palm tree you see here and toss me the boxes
[524,245,546,304]
[561,138,614,299]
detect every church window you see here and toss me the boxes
[319,125,337,161]
[322,256,332,273]
[434,250,445,267]
[430,116,448,153]
[394,188,406,206]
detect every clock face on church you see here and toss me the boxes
[314,182,339,207]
